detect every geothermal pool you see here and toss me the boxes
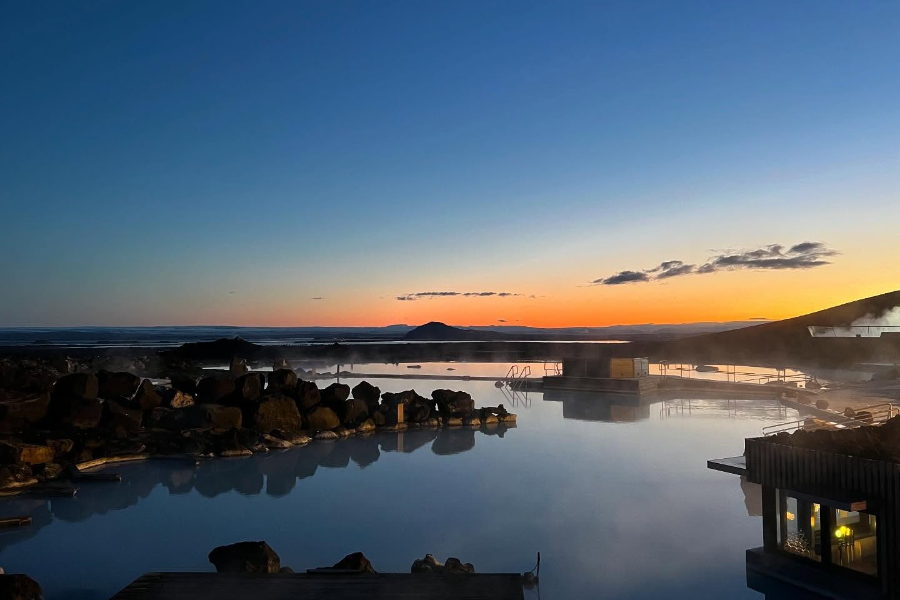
[0,369,798,600]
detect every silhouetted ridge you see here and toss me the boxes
[403,322,510,341]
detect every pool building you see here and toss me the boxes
[710,432,900,599]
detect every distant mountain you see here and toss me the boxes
[403,322,511,341]
[643,290,900,366]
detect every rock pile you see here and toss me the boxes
[0,359,516,491]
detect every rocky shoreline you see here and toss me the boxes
[0,351,516,496]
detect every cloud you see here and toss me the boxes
[591,242,837,286]
[593,270,650,285]
[311,297,323,300]
[396,291,525,301]
[498,319,507,323]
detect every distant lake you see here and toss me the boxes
[0,367,795,600]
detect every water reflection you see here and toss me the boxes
[0,426,513,554]
[543,390,654,423]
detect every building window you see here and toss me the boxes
[777,491,821,561]
[830,509,877,576]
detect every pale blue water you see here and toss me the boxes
[0,372,797,600]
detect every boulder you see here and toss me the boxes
[185,405,243,430]
[0,463,34,488]
[96,370,141,399]
[0,393,50,432]
[47,397,103,429]
[356,419,376,433]
[411,554,443,573]
[197,375,236,404]
[380,390,420,409]
[815,399,830,410]
[333,552,376,573]
[295,380,321,411]
[444,557,475,574]
[169,374,197,395]
[229,357,249,375]
[52,373,98,400]
[0,442,54,465]
[406,396,433,423]
[208,541,281,573]
[352,381,381,411]
[432,389,474,417]
[306,406,340,431]
[273,357,292,371]
[267,369,297,395]
[320,383,350,405]
[103,401,143,432]
[132,380,163,410]
[251,395,304,434]
[232,373,264,404]
[46,438,74,458]
[0,574,43,600]
[163,389,194,409]
[337,398,369,426]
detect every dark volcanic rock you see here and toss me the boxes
[52,373,98,400]
[432,389,474,417]
[132,379,163,410]
[0,574,43,600]
[103,401,143,432]
[229,356,249,375]
[337,398,369,426]
[197,375,236,404]
[306,406,340,431]
[169,374,197,395]
[47,396,103,429]
[352,381,381,411]
[208,541,281,573]
[163,389,195,409]
[0,392,50,432]
[410,554,474,574]
[333,552,376,573]
[250,395,303,434]
[233,373,264,403]
[185,405,243,430]
[0,441,54,465]
[273,357,291,371]
[266,369,297,395]
[295,380,321,411]
[320,383,351,405]
[96,370,141,399]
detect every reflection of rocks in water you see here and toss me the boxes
[346,436,380,468]
[431,428,475,456]
[740,476,762,517]
[379,428,439,454]
[0,426,514,555]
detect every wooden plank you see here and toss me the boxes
[111,572,525,600]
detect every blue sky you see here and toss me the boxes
[2,1,899,326]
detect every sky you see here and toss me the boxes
[1,1,898,327]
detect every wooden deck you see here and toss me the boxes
[111,572,525,600]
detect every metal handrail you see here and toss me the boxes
[763,402,895,436]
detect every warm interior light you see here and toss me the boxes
[834,525,852,539]
[786,511,795,521]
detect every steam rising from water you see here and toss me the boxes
[809,306,900,338]
[852,306,900,327]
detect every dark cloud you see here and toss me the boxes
[593,270,650,285]
[311,297,323,300]
[591,242,836,286]
[397,291,524,301]
[498,319,507,323]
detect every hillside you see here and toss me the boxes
[639,290,900,367]
[403,322,511,341]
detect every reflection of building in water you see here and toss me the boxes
[660,396,789,421]
[710,434,896,599]
[543,390,654,423]
[0,426,514,554]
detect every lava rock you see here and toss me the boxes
[185,405,243,430]
[0,442,54,465]
[233,373,264,403]
[103,401,143,432]
[266,369,297,395]
[163,390,195,409]
[47,396,103,429]
[306,406,340,431]
[96,370,141,399]
[295,380,321,412]
[229,357,249,375]
[197,375,236,404]
[132,379,163,410]
[273,357,292,371]
[251,395,303,434]
[0,574,43,600]
[0,393,50,432]
[169,374,197,395]
[320,383,350,405]
[52,373,98,400]
[352,381,381,411]
[432,389,474,417]
[208,541,281,573]
[333,552,376,573]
